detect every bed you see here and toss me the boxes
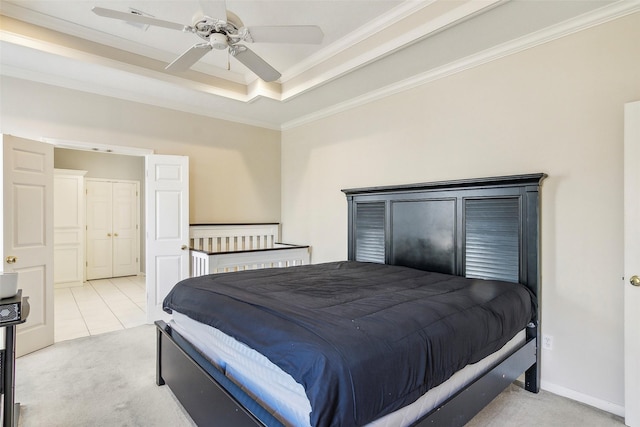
[188,224,310,276]
[156,173,545,427]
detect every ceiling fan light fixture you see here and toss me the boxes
[209,33,228,50]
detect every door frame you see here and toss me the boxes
[624,100,640,427]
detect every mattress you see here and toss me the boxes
[164,261,535,427]
[170,311,525,426]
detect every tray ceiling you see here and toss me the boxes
[0,0,636,129]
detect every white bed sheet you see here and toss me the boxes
[170,311,525,427]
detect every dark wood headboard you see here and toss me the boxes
[343,173,546,392]
[342,173,546,300]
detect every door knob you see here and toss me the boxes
[5,256,17,264]
[181,245,188,250]
[107,233,112,237]
[114,233,119,237]
[631,275,640,287]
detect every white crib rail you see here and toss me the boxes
[189,224,310,277]
[191,244,310,276]
[190,224,280,252]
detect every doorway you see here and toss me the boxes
[53,148,146,342]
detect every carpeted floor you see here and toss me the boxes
[16,325,195,427]
[467,383,624,427]
[15,325,624,427]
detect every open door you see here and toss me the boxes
[1,135,54,356]
[624,101,640,427]
[145,154,189,323]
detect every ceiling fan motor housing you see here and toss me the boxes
[209,32,228,50]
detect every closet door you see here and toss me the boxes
[86,179,139,280]
[112,182,138,277]
[86,180,113,280]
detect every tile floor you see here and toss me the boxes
[54,275,146,342]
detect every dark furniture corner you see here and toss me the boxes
[0,290,30,427]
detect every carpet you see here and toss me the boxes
[15,325,195,427]
[15,324,624,426]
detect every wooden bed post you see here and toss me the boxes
[524,182,544,393]
[156,322,165,386]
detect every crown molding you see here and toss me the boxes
[280,0,437,81]
[279,0,502,101]
[281,1,640,130]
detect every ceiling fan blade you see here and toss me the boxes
[197,0,227,20]
[92,7,187,31]
[230,45,281,82]
[165,44,213,72]
[245,26,324,44]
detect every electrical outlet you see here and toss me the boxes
[542,334,553,350]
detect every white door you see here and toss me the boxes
[112,181,139,277]
[145,155,189,323]
[624,101,640,427]
[86,180,113,279]
[2,135,54,356]
[86,179,139,280]
[53,170,86,288]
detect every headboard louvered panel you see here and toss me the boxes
[464,198,520,283]
[354,202,386,263]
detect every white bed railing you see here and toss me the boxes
[189,224,310,276]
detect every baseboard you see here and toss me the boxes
[540,380,625,418]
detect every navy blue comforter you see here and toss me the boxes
[163,261,534,427]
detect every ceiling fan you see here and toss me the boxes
[91,1,324,82]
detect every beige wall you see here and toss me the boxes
[54,148,144,182]
[282,13,640,413]
[0,78,282,224]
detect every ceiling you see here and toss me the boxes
[1,0,638,130]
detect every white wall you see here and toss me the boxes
[281,13,640,414]
[0,78,282,224]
